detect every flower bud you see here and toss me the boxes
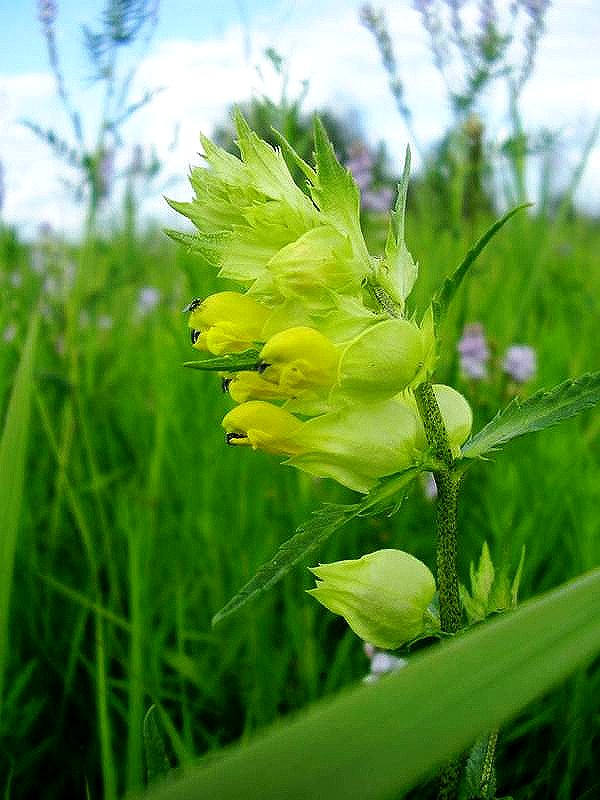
[333,319,425,403]
[187,292,270,355]
[308,549,437,649]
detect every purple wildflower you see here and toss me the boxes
[38,0,57,32]
[346,142,374,193]
[362,187,394,213]
[137,286,161,316]
[363,643,407,684]
[422,472,438,502]
[502,344,536,383]
[458,322,490,380]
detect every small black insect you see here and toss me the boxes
[182,297,203,313]
[190,329,201,345]
[257,361,270,374]
[221,377,232,393]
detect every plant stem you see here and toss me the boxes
[414,382,463,798]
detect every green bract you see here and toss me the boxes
[307,549,437,649]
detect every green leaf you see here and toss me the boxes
[378,146,418,308]
[183,350,261,372]
[432,204,530,326]
[143,705,172,785]
[211,467,422,627]
[461,371,600,459]
[140,569,600,800]
[310,117,371,269]
[0,313,38,713]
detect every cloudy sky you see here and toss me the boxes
[1,0,599,238]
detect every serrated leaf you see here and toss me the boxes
[432,204,530,326]
[461,371,600,459]
[211,467,423,627]
[460,734,497,800]
[140,569,600,800]
[183,350,261,372]
[163,228,227,266]
[310,117,371,270]
[143,705,172,785]
[271,127,317,184]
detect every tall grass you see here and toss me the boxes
[0,196,598,798]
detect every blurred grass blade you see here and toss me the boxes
[461,371,600,459]
[144,569,600,800]
[212,467,423,627]
[0,313,39,713]
[432,203,530,326]
[143,705,172,785]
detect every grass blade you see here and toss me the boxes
[0,313,39,712]
[143,568,600,800]
[432,204,530,325]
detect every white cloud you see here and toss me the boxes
[1,1,599,238]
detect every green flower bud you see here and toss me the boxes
[308,549,437,649]
[333,319,425,404]
[187,292,270,355]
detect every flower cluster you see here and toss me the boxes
[170,114,476,649]
[171,112,473,495]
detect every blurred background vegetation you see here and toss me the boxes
[0,1,599,798]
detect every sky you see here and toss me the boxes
[0,0,599,238]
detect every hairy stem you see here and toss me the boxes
[414,382,463,798]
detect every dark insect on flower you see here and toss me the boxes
[190,329,201,345]
[182,297,203,313]
[221,377,232,393]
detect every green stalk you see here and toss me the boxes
[414,382,462,798]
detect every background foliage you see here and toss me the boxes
[1,2,599,798]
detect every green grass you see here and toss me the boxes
[0,198,599,799]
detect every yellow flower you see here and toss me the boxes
[259,326,340,394]
[222,401,304,455]
[186,292,270,355]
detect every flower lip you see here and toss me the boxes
[225,431,248,445]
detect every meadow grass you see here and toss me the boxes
[0,202,598,799]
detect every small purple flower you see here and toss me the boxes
[422,472,438,502]
[458,322,490,380]
[363,643,407,684]
[362,187,394,213]
[137,286,161,316]
[3,323,17,343]
[346,142,374,193]
[502,345,536,383]
[38,0,57,32]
